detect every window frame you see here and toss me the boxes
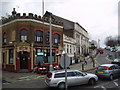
[20,29,28,41]
[3,33,7,44]
[9,49,14,64]
[34,30,43,43]
[46,32,50,44]
[54,33,60,45]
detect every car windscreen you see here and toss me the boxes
[97,66,107,70]
[47,72,52,78]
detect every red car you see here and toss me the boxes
[99,49,104,54]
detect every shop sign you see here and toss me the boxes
[19,47,28,50]
[17,46,30,52]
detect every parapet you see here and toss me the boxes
[1,13,63,26]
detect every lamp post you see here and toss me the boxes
[49,12,53,71]
[62,50,67,89]
[98,39,100,49]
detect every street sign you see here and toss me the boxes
[60,54,70,68]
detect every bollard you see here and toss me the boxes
[82,63,84,70]
[93,60,95,67]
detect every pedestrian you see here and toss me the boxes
[38,61,41,68]
[84,57,87,65]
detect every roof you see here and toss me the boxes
[100,64,116,67]
[44,11,74,30]
[112,59,120,62]
[50,69,80,73]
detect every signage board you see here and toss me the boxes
[37,52,44,55]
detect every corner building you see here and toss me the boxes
[1,9,63,72]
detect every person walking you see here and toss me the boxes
[84,56,88,65]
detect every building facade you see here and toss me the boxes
[74,23,89,56]
[44,11,90,64]
[1,9,63,72]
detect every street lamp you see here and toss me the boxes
[49,12,53,71]
[62,50,67,89]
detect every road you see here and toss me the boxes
[2,50,120,89]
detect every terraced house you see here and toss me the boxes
[1,8,63,72]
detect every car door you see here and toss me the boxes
[74,71,88,85]
[110,66,119,77]
[114,65,120,77]
[67,72,77,86]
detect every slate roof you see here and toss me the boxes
[44,11,74,30]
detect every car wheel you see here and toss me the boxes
[58,82,65,89]
[109,75,113,80]
[88,78,96,85]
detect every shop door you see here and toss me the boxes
[20,51,28,69]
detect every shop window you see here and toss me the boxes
[54,33,60,45]
[9,49,14,64]
[35,30,43,43]
[35,49,43,64]
[35,49,55,64]
[3,33,6,44]
[20,29,28,41]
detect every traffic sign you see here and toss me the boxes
[60,54,70,68]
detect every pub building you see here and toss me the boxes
[1,8,63,72]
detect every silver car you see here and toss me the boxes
[95,64,120,80]
[45,69,98,89]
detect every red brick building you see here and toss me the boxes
[1,9,63,72]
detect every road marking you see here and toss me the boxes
[113,81,119,86]
[94,59,101,66]
[101,86,106,90]
[105,57,111,62]
[94,86,100,88]
[113,79,118,82]
[94,78,119,89]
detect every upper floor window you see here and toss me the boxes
[54,33,60,44]
[34,30,43,43]
[20,29,28,41]
[3,33,7,44]
[46,32,50,44]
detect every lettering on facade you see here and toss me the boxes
[17,46,30,52]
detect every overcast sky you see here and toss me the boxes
[1,0,119,47]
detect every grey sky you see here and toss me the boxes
[0,0,119,47]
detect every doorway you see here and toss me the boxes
[19,51,28,69]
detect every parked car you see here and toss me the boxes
[111,59,120,66]
[95,64,120,80]
[110,47,116,52]
[45,69,98,89]
[99,49,104,54]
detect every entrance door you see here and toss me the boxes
[19,51,28,69]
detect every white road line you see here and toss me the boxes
[101,86,106,90]
[113,81,119,86]
[105,57,111,62]
[114,79,118,82]
[94,85,100,88]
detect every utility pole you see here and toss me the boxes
[42,0,44,17]
[49,12,53,71]
[98,39,100,49]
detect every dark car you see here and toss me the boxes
[95,64,120,80]
[111,59,120,66]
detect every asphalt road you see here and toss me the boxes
[2,50,120,89]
